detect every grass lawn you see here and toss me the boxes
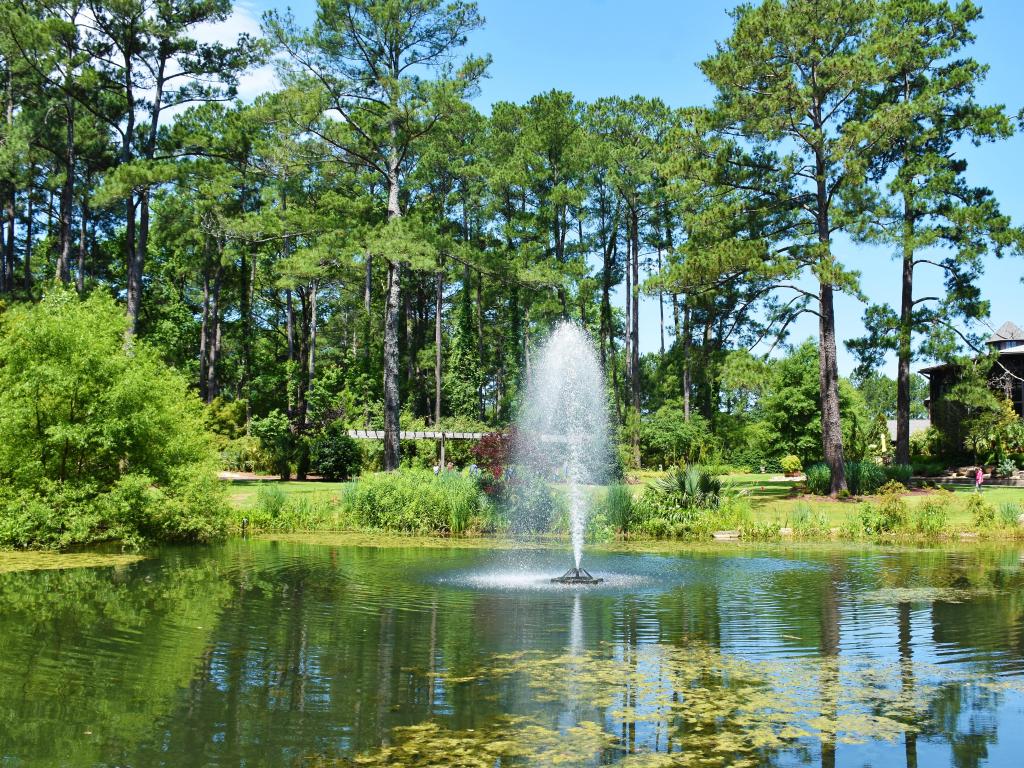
[227,479,349,509]
[224,471,1024,533]
[723,473,1024,527]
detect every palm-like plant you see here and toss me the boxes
[654,465,723,509]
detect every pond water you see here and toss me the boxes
[2,539,1024,767]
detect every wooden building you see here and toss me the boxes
[920,321,1024,450]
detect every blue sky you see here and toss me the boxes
[236,0,1024,376]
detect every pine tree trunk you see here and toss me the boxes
[682,302,691,421]
[434,265,443,425]
[657,246,665,355]
[363,252,373,373]
[382,134,403,470]
[895,196,915,466]
[57,96,74,284]
[199,243,211,401]
[819,285,846,494]
[122,52,140,333]
[629,206,641,412]
[624,220,632,395]
[403,282,414,406]
[476,271,485,419]
[600,215,617,371]
[206,261,223,402]
[308,278,318,387]
[384,258,402,468]
[76,189,88,293]
[24,180,33,293]
[3,69,13,292]
[815,146,846,494]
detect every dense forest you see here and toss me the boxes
[1,0,1022,499]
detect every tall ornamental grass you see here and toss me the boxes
[343,470,487,535]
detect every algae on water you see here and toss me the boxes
[0,551,147,574]
[310,638,1023,767]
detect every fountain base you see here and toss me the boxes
[551,566,603,585]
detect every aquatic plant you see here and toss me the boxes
[600,484,635,534]
[311,638,1022,768]
[791,503,830,537]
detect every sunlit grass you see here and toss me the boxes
[725,473,1024,528]
[225,471,1024,538]
[226,479,349,509]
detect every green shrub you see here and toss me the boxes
[997,457,1018,477]
[632,483,750,540]
[639,406,718,468]
[909,426,942,458]
[700,462,751,476]
[344,470,486,535]
[876,479,907,496]
[601,485,635,534]
[639,516,673,538]
[884,464,913,485]
[220,435,271,473]
[911,459,946,477]
[805,464,831,495]
[912,496,950,536]
[0,288,226,549]
[310,424,363,480]
[250,410,295,479]
[845,461,886,496]
[780,455,802,474]
[858,490,908,535]
[966,494,996,529]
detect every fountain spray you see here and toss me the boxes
[515,323,608,584]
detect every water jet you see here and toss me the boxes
[515,322,609,585]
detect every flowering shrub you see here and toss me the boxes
[472,429,515,479]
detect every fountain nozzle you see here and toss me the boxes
[551,566,603,585]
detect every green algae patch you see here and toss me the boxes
[306,717,616,767]
[312,640,986,767]
[860,586,998,604]
[0,551,147,574]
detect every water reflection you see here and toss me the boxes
[0,541,1022,766]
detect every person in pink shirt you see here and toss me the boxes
[975,466,984,492]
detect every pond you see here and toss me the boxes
[2,538,1024,767]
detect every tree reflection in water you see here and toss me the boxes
[0,540,1023,767]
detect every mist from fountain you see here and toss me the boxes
[515,323,609,572]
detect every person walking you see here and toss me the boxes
[975,466,984,492]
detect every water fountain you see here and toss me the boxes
[514,323,608,585]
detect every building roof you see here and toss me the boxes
[886,419,931,440]
[987,321,1024,344]
[919,323,1024,376]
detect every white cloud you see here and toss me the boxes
[192,1,280,104]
